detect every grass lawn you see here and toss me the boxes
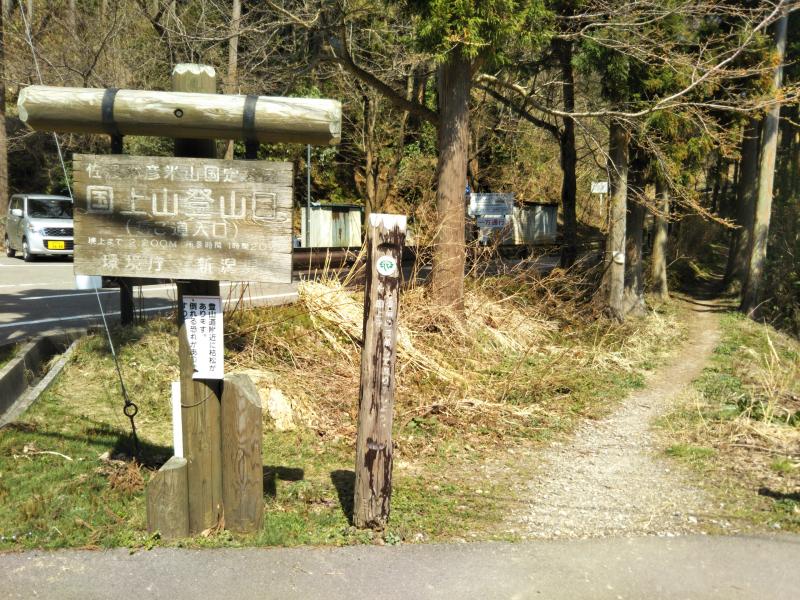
[658,312,800,533]
[0,277,686,550]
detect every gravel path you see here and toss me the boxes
[516,302,721,539]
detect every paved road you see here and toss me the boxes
[0,535,797,599]
[0,255,297,344]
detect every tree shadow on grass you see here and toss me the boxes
[2,421,172,471]
[330,469,355,524]
[263,465,304,498]
[758,487,800,503]
[110,432,172,470]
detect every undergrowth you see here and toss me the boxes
[659,312,800,532]
[0,264,685,550]
[0,343,18,370]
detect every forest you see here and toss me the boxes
[0,0,797,333]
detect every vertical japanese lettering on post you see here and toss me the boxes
[182,295,224,380]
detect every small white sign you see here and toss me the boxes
[468,193,514,217]
[182,295,224,380]
[477,216,507,229]
[376,255,399,277]
[591,181,609,194]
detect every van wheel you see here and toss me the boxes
[4,235,14,258]
[22,239,34,262]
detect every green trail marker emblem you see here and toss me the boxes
[376,255,398,277]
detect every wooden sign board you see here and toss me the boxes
[73,154,293,283]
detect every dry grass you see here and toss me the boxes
[1,252,692,549]
[225,258,685,456]
[659,313,800,531]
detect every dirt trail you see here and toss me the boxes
[514,300,721,539]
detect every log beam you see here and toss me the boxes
[18,84,341,146]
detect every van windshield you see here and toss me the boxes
[27,199,73,219]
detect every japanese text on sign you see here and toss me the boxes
[182,295,224,380]
[73,155,293,283]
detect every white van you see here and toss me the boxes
[5,194,74,261]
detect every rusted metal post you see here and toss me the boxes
[353,213,406,529]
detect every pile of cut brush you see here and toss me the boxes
[225,265,683,449]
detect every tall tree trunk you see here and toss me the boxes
[363,94,377,220]
[651,178,670,300]
[776,103,796,200]
[709,154,726,215]
[0,5,7,215]
[741,14,787,316]
[404,62,428,144]
[430,53,470,312]
[722,159,739,219]
[602,118,628,321]
[623,158,646,316]
[557,37,578,268]
[724,117,760,288]
[792,105,800,193]
[224,0,242,160]
[467,126,479,192]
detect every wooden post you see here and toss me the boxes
[173,64,223,534]
[108,132,135,326]
[146,456,189,539]
[221,373,263,532]
[119,278,135,326]
[353,213,406,529]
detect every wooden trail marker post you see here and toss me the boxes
[19,63,341,538]
[354,213,407,529]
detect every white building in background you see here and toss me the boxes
[300,203,363,248]
[467,193,558,245]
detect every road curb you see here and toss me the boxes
[0,332,83,427]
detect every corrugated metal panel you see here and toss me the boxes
[508,205,558,244]
[301,206,363,248]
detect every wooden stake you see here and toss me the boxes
[353,213,406,529]
[221,374,264,532]
[173,64,223,534]
[146,456,189,539]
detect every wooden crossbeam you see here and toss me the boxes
[18,84,341,146]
